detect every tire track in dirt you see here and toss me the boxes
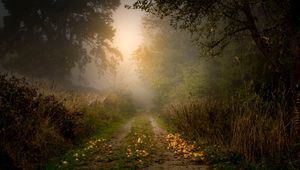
[73,115,207,170]
[146,116,208,170]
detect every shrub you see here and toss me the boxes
[0,75,137,169]
[0,75,75,169]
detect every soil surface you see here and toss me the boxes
[145,116,208,170]
[71,114,208,170]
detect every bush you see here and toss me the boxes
[0,75,137,169]
[0,75,76,169]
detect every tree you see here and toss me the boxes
[130,0,300,92]
[134,15,205,106]
[131,0,300,136]
[0,0,121,82]
[135,14,268,106]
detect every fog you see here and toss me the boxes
[0,0,153,109]
[0,1,298,168]
[0,0,296,111]
[70,0,153,109]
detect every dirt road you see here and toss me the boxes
[60,114,208,169]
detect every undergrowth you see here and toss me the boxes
[0,74,136,169]
[161,85,299,169]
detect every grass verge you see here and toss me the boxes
[45,119,130,169]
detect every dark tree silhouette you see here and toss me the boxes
[130,0,300,138]
[130,0,300,91]
[0,0,121,82]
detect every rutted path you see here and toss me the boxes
[59,114,208,169]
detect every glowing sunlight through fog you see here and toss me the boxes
[112,0,153,108]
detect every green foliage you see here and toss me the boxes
[132,0,300,97]
[134,15,204,106]
[74,92,136,139]
[132,1,300,168]
[134,14,268,106]
[102,92,137,116]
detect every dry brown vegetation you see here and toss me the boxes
[162,88,298,168]
[0,75,136,169]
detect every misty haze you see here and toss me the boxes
[0,0,299,169]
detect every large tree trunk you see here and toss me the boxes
[243,1,300,135]
[290,31,300,136]
[288,0,300,135]
[289,31,300,92]
[242,3,282,73]
[288,0,300,90]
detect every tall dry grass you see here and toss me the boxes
[231,111,289,162]
[165,98,230,145]
[0,74,136,169]
[163,88,296,166]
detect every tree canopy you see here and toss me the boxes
[134,15,201,105]
[0,0,121,82]
[130,0,300,91]
[134,14,270,106]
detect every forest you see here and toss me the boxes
[0,0,299,169]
